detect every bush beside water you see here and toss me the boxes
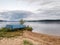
[24,26,33,31]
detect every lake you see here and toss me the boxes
[0,22,60,36]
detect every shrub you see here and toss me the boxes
[23,40,33,45]
[24,26,33,31]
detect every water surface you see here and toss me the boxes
[0,22,60,36]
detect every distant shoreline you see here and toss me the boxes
[1,19,60,22]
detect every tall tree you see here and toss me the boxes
[20,19,25,25]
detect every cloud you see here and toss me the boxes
[17,0,53,5]
[0,0,60,20]
[0,10,33,21]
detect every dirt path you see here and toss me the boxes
[23,31,60,45]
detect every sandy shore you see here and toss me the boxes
[0,31,60,45]
[0,36,23,45]
[23,31,60,45]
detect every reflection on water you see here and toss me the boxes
[0,22,60,36]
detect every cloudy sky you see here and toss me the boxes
[0,0,60,20]
[0,0,40,12]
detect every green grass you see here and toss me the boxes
[0,30,23,38]
[0,26,32,38]
[23,40,33,45]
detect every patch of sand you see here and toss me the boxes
[0,31,60,45]
[0,36,23,45]
[23,31,60,45]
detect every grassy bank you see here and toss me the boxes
[0,26,32,38]
[0,30,23,38]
